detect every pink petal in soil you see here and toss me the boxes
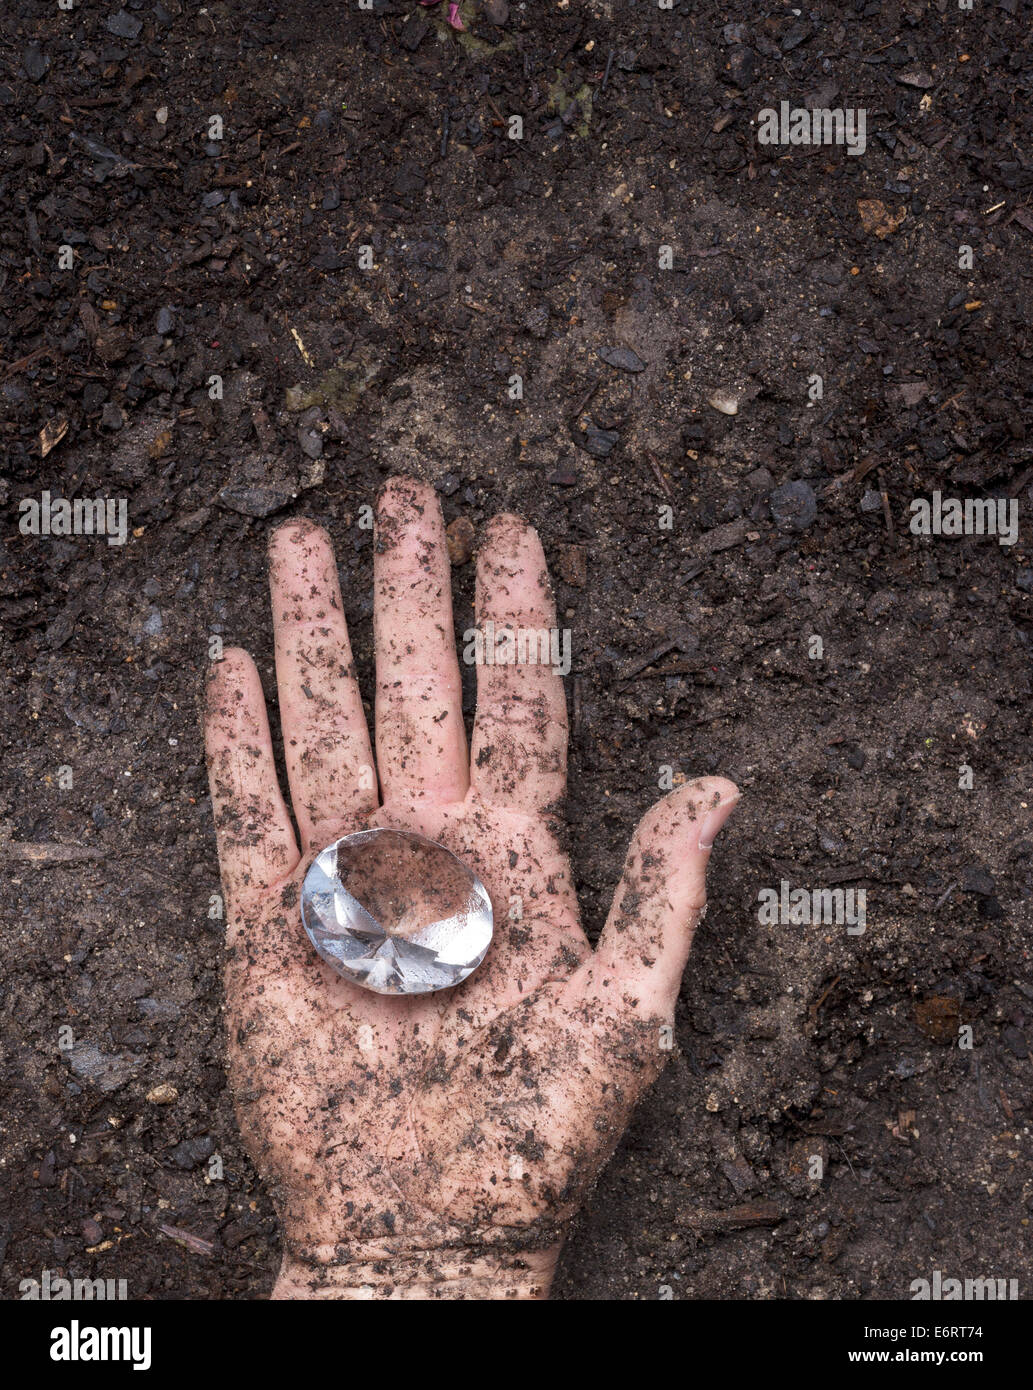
[419,0,464,29]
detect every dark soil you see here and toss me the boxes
[2,0,1033,1300]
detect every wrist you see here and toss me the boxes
[272,1241,562,1300]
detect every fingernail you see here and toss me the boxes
[698,794,739,851]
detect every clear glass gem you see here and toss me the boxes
[300,829,493,995]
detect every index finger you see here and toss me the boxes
[373,478,469,805]
[204,647,300,917]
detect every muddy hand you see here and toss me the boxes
[204,477,739,1300]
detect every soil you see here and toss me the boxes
[2,0,1032,1301]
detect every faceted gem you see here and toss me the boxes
[300,829,493,995]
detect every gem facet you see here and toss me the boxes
[300,829,493,995]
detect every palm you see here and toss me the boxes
[206,477,736,1294]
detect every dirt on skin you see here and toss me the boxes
[203,486,699,1300]
[2,1,1033,1300]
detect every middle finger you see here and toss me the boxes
[374,477,469,805]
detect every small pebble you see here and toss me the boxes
[770,480,818,532]
[298,426,323,460]
[597,345,646,373]
[746,467,774,495]
[708,389,739,416]
[170,1135,215,1169]
[582,425,620,458]
[23,44,49,83]
[146,1083,179,1105]
[446,515,476,566]
[106,9,143,39]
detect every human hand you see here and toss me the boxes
[204,477,738,1299]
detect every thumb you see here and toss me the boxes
[578,777,739,1022]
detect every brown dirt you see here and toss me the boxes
[2,0,1032,1300]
